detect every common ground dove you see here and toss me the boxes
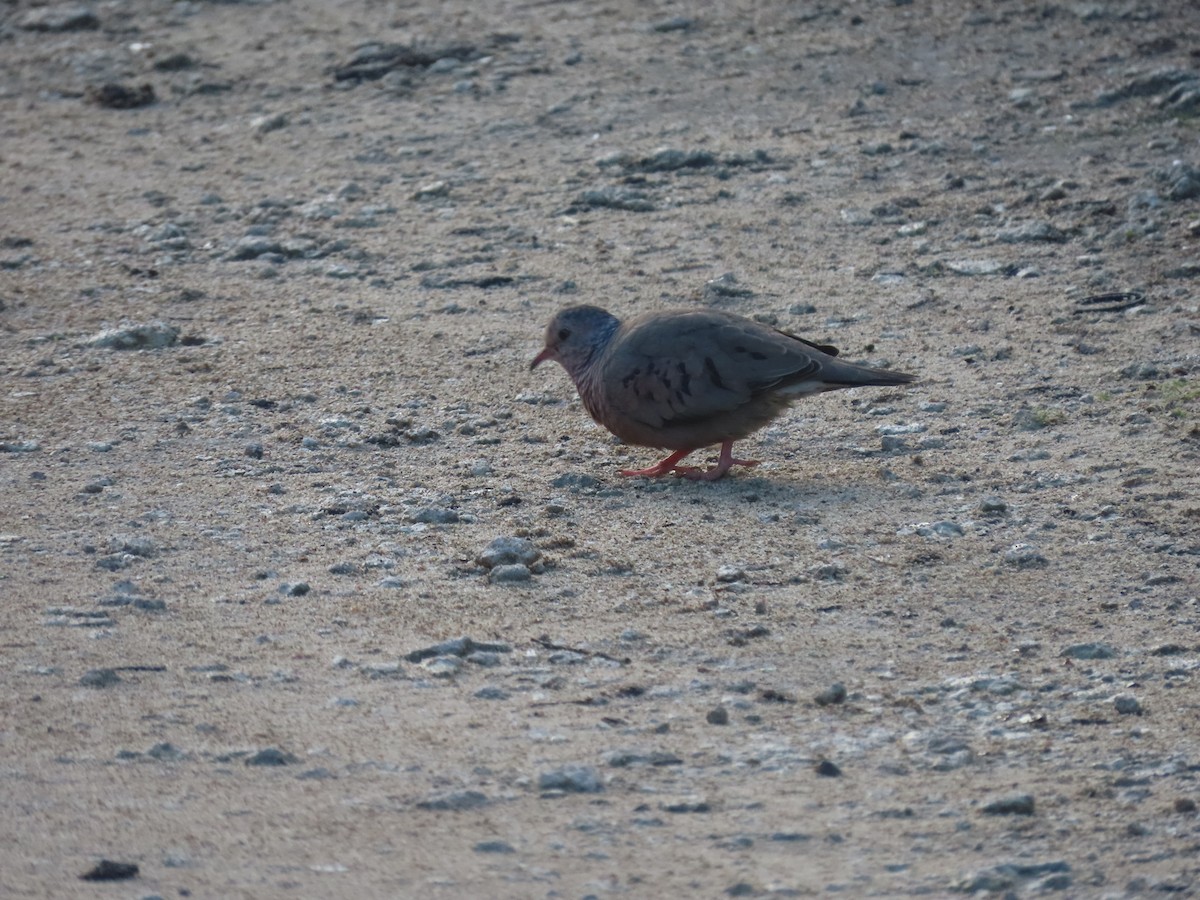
[531,305,916,480]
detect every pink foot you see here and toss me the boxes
[682,441,759,481]
[619,448,701,478]
[619,442,759,481]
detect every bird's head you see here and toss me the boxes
[530,305,620,380]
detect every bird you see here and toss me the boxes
[530,305,916,481]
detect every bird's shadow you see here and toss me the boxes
[582,463,903,514]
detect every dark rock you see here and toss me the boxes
[86,322,178,350]
[649,15,696,32]
[476,536,540,569]
[244,747,298,766]
[634,148,717,172]
[538,765,604,793]
[662,801,711,813]
[146,742,186,761]
[574,187,656,212]
[1061,642,1116,660]
[417,789,489,811]
[80,860,138,881]
[551,472,600,491]
[488,563,531,583]
[814,682,847,706]
[409,506,460,524]
[1093,67,1197,106]
[20,6,99,32]
[87,84,156,110]
[982,793,1035,815]
[770,832,813,842]
[405,636,511,663]
[79,668,121,688]
[706,706,730,725]
[333,42,478,83]
[607,750,683,767]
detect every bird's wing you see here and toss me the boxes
[602,311,829,431]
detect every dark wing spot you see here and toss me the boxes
[779,328,840,357]
[676,362,692,396]
[704,356,728,391]
[800,336,838,356]
[733,344,770,361]
[621,367,642,389]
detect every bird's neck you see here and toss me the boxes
[574,360,610,424]
[566,320,618,382]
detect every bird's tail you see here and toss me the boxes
[836,365,917,387]
[778,358,916,396]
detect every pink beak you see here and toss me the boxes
[530,347,554,370]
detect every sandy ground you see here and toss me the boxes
[2,0,1200,897]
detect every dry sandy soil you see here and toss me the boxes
[3,0,1200,897]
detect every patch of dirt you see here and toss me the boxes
[2,0,1199,896]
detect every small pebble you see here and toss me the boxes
[79,668,122,688]
[488,563,532,584]
[945,259,1005,276]
[244,747,298,766]
[474,686,510,700]
[466,651,502,667]
[814,682,847,706]
[1003,543,1047,568]
[1062,642,1116,660]
[362,662,402,679]
[715,564,746,583]
[413,180,450,200]
[538,764,604,793]
[405,637,511,662]
[421,656,463,677]
[19,5,100,31]
[79,860,139,882]
[417,789,489,811]
[476,536,541,569]
[1113,694,1143,715]
[86,322,178,350]
[706,706,730,725]
[146,742,185,761]
[409,506,460,525]
[981,793,1036,816]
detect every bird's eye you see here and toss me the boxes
[557,328,571,341]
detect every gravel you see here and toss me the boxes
[4,1,1197,896]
